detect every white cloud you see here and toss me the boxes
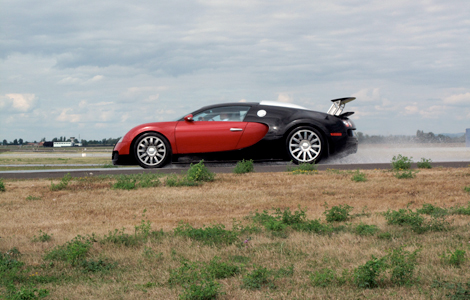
[444,92,470,104]
[90,75,104,82]
[277,93,293,103]
[1,94,36,112]
[56,109,81,123]
[353,88,382,103]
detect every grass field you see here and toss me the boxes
[1,165,470,299]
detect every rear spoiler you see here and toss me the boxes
[327,97,356,117]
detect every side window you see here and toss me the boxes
[193,106,251,122]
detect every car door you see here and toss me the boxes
[174,105,251,154]
[175,120,248,154]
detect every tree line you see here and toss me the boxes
[2,137,121,146]
[356,130,466,144]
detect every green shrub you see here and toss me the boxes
[451,202,470,215]
[26,195,42,201]
[377,232,392,240]
[44,235,94,266]
[233,159,254,174]
[174,223,239,246]
[383,209,424,228]
[355,224,379,236]
[416,203,448,217]
[353,255,387,289]
[32,230,53,243]
[394,169,418,179]
[179,279,221,300]
[323,203,353,222]
[383,208,450,233]
[310,268,338,287]
[242,266,275,290]
[5,285,49,300]
[50,173,72,191]
[186,160,215,182]
[165,174,200,187]
[391,154,413,170]
[292,219,338,235]
[417,157,432,169]
[441,249,466,268]
[351,169,367,182]
[0,178,5,192]
[464,186,470,194]
[388,246,420,286]
[287,162,318,175]
[80,258,117,273]
[113,173,161,190]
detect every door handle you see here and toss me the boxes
[230,128,243,132]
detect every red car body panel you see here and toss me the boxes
[116,122,178,155]
[175,121,247,153]
[236,122,269,149]
[115,121,269,156]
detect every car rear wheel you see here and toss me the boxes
[134,133,171,168]
[287,126,324,164]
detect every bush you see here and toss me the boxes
[416,203,448,217]
[417,157,432,169]
[450,202,470,215]
[113,173,161,190]
[310,268,338,287]
[287,162,318,175]
[0,178,5,192]
[165,174,200,187]
[351,169,367,182]
[44,235,94,266]
[233,159,254,174]
[50,173,72,191]
[355,224,379,236]
[394,169,418,179]
[464,186,470,194]
[32,230,53,243]
[174,223,239,246]
[179,279,221,300]
[441,249,466,268]
[323,203,353,222]
[242,266,275,290]
[388,246,420,286]
[353,255,387,289]
[186,160,215,182]
[391,154,413,170]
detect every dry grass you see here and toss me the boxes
[1,167,470,299]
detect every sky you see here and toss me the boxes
[1,0,469,142]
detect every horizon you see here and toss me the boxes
[1,1,469,141]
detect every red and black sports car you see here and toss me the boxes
[112,97,358,168]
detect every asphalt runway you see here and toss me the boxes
[1,161,469,180]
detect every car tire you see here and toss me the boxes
[134,132,171,168]
[286,126,324,164]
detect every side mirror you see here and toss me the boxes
[184,114,194,122]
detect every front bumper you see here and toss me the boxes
[112,150,136,166]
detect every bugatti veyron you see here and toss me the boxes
[112,97,358,168]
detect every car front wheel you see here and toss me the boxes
[286,127,324,164]
[134,133,171,168]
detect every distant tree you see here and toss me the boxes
[2,140,7,145]
[13,139,18,145]
[52,137,58,142]
[40,137,46,142]
[18,138,24,145]
[81,139,88,146]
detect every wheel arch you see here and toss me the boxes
[130,130,173,160]
[283,122,330,159]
